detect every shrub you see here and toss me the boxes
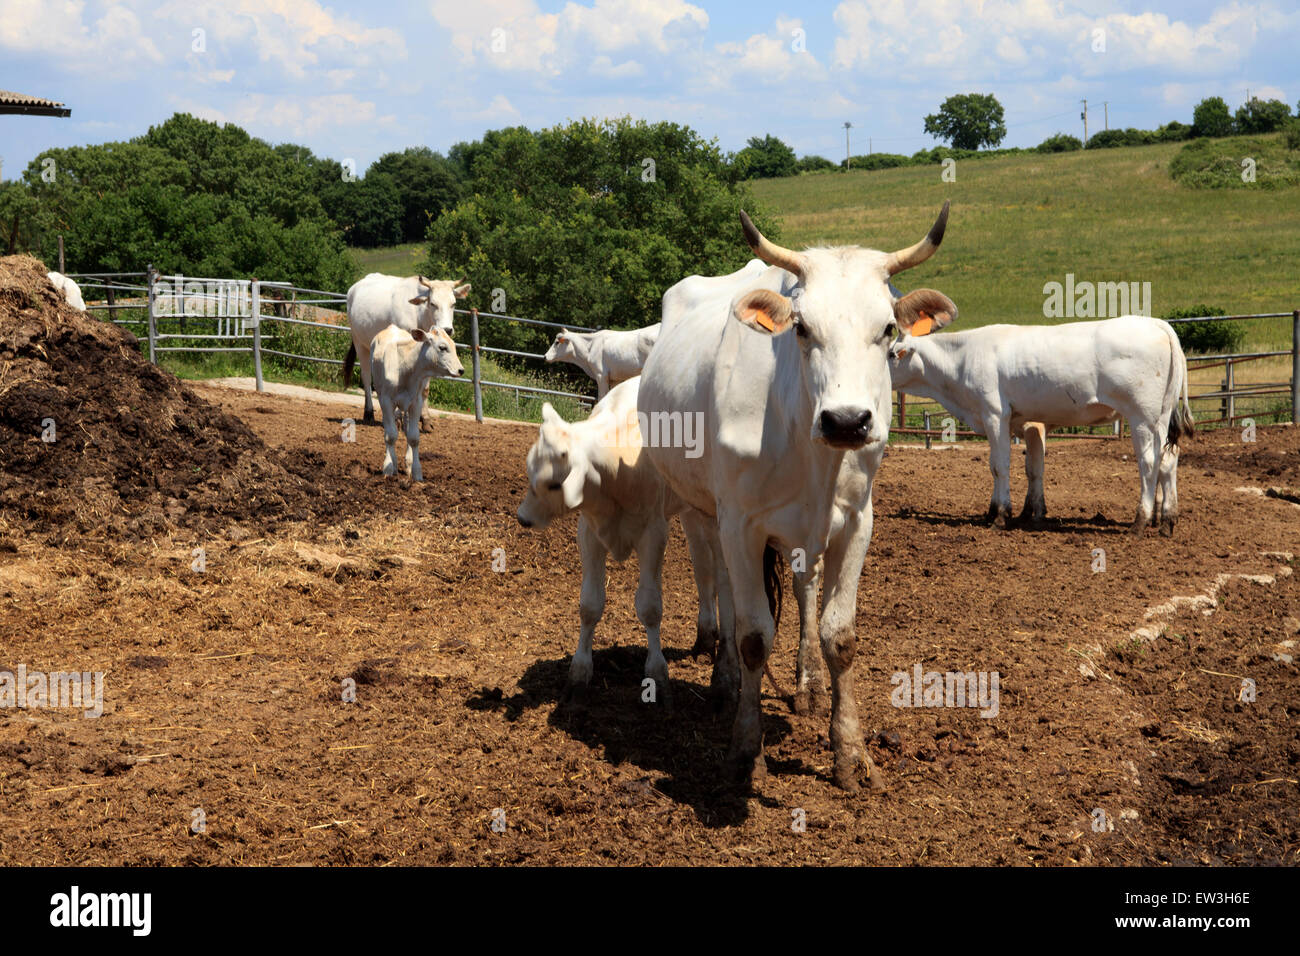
[796,155,837,173]
[844,153,913,170]
[1284,118,1300,151]
[1036,133,1082,153]
[1163,305,1245,353]
[1192,97,1234,138]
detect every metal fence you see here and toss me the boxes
[70,266,600,422]
[893,310,1300,444]
[69,270,1298,435]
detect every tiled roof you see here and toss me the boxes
[0,90,71,116]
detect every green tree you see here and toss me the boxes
[923,93,1007,150]
[1191,96,1233,137]
[1234,97,1292,134]
[423,117,771,360]
[796,155,837,173]
[367,147,463,242]
[734,134,798,179]
[18,113,352,289]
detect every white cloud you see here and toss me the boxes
[174,93,397,136]
[0,0,163,72]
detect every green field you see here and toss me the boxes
[753,137,1299,349]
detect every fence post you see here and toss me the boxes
[146,263,157,364]
[1292,310,1299,424]
[898,391,907,430]
[251,279,264,392]
[1225,358,1235,422]
[471,307,483,423]
[57,235,64,273]
[924,411,931,450]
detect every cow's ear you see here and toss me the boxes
[894,289,957,336]
[408,294,429,306]
[561,463,585,509]
[733,288,795,336]
[541,402,561,426]
[409,328,427,342]
[454,283,471,298]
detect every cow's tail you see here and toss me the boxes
[763,544,784,631]
[760,543,791,700]
[342,342,357,389]
[1164,322,1195,449]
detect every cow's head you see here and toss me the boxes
[409,327,465,379]
[517,403,586,529]
[544,330,576,364]
[886,289,958,389]
[732,202,954,449]
[408,276,470,333]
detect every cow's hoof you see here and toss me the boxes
[1129,520,1148,536]
[363,412,375,425]
[993,512,1009,530]
[727,752,767,787]
[832,761,861,793]
[690,627,719,662]
[561,681,590,711]
[792,690,810,715]
[1159,518,1176,537]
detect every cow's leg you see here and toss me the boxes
[596,375,610,399]
[420,375,434,433]
[635,516,671,710]
[793,556,827,716]
[709,529,740,713]
[405,402,423,482]
[986,415,1014,528]
[380,394,399,477]
[1129,420,1161,533]
[566,515,607,709]
[359,343,376,424]
[1018,422,1046,527]
[680,509,720,661]
[819,497,881,793]
[1157,442,1180,536]
[718,514,772,784]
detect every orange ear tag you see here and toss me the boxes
[745,307,776,332]
[910,315,934,337]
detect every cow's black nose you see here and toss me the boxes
[517,515,532,528]
[820,408,872,436]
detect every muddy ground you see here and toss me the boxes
[1,367,1296,865]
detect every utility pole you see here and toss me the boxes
[1081,99,1089,146]
[844,122,852,170]
[1103,102,1109,131]
[868,137,872,155]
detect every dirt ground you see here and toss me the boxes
[1,366,1297,864]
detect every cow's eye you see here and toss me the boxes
[882,322,897,341]
[794,318,809,339]
[547,481,563,491]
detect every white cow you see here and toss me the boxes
[640,203,955,791]
[370,325,464,482]
[516,379,741,709]
[344,273,470,423]
[47,272,86,311]
[544,324,661,397]
[888,315,1194,535]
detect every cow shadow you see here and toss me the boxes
[464,644,805,827]
[891,508,1132,535]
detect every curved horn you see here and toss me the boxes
[454,276,466,286]
[418,275,432,288]
[739,210,804,277]
[885,200,950,276]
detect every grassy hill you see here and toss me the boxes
[751,136,1300,351]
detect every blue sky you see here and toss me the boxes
[1,0,1297,179]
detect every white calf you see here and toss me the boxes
[544,324,660,398]
[888,314,1194,534]
[369,325,464,482]
[47,272,86,310]
[516,379,738,708]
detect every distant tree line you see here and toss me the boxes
[732,93,1300,179]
